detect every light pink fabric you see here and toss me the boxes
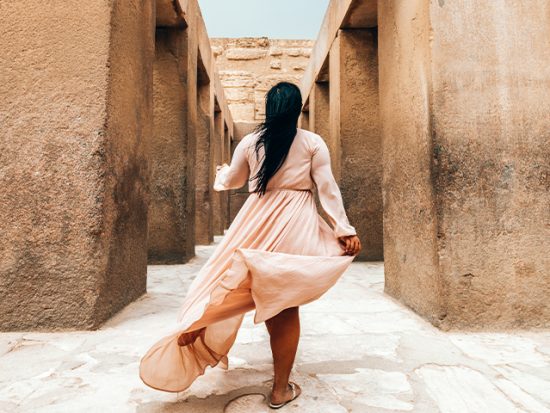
[139,128,357,392]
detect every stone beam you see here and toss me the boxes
[168,0,234,133]
[0,1,155,330]
[342,0,377,28]
[379,0,550,329]
[156,0,186,28]
[300,0,376,101]
[194,1,234,135]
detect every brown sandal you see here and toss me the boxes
[268,382,301,409]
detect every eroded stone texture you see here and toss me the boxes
[309,82,330,144]
[0,0,154,329]
[299,111,310,131]
[220,124,232,231]
[379,0,550,329]
[211,109,224,235]
[329,29,383,261]
[148,28,194,264]
[378,0,444,326]
[211,38,314,121]
[195,77,214,245]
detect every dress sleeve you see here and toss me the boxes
[213,136,251,192]
[310,136,357,238]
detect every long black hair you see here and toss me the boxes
[250,82,303,197]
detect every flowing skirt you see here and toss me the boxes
[139,188,355,392]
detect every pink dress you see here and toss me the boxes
[139,128,357,392]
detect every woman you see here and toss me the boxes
[140,81,361,409]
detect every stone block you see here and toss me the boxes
[379,0,550,329]
[219,73,256,88]
[0,0,154,330]
[287,48,301,57]
[211,45,224,57]
[330,29,383,261]
[224,87,254,102]
[195,82,214,245]
[310,82,330,140]
[228,102,256,121]
[148,28,194,264]
[254,74,300,91]
[226,48,267,61]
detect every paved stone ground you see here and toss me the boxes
[1,236,550,412]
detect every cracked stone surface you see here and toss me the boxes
[1,236,550,412]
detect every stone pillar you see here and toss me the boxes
[310,81,330,141]
[329,29,382,261]
[148,28,194,263]
[0,1,154,330]
[300,111,310,131]
[221,124,231,230]
[211,107,224,235]
[195,67,214,245]
[379,0,550,329]
[183,0,200,257]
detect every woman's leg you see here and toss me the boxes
[265,306,302,404]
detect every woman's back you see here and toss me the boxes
[243,128,322,193]
[214,127,355,238]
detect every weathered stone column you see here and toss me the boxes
[148,28,194,263]
[221,124,232,230]
[379,0,550,329]
[211,107,224,235]
[195,68,214,245]
[0,1,154,330]
[329,29,382,260]
[300,111,310,131]
[310,81,330,143]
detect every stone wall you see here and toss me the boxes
[211,38,314,122]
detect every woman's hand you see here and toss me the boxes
[216,163,229,172]
[338,235,362,256]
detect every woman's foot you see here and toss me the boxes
[269,381,301,408]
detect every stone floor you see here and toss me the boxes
[1,236,550,413]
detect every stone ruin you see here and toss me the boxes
[0,0,548,331]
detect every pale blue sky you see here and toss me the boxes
[198,0,330,39]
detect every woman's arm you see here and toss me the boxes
[310,136,357,238]
[213,136,251,191]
